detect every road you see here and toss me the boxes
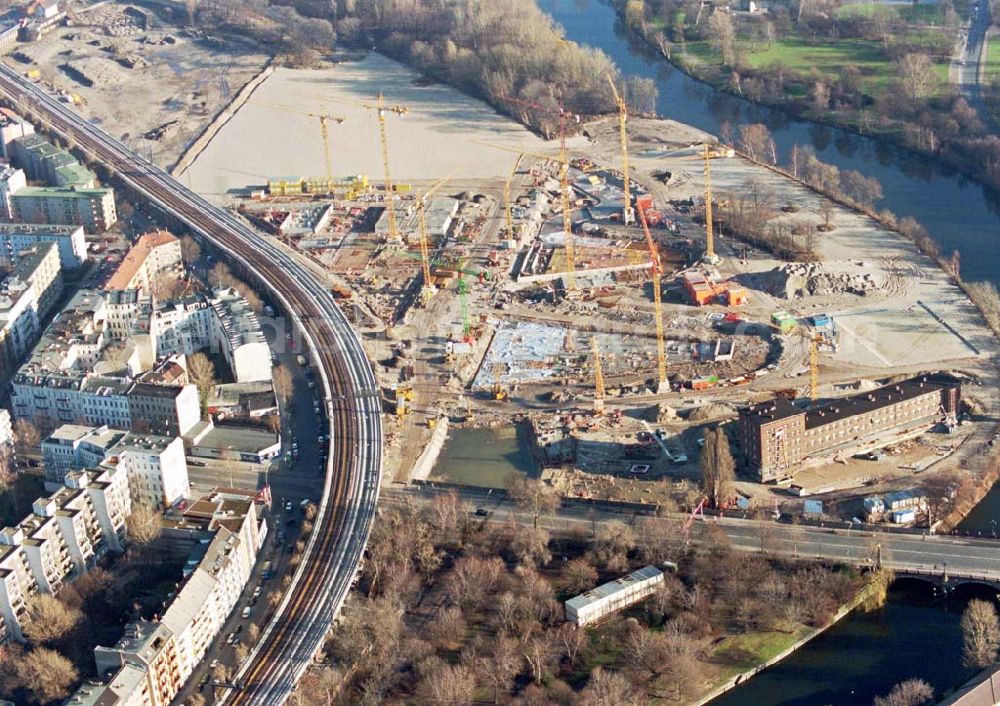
[389,485,1000,582]
[954,0,996,131]
[0,66,383,704]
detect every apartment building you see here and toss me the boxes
[105,231,182,293]
[0,241,63,379]
[0,543,35,641]
[0,222,87,270]
[128,383,200,438]
[738,372,962,482]
[94,621,183,706]
[11,185,117,232]
[0,165,25,220]
[11,133,96,189]
[0,109,34,160]
[42,424,188,507]
[150,287,270,383]
[71,491,264,705]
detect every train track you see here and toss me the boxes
[0,66,383,704]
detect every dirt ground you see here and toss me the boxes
[183,53,555,199]
[2,2,270,168]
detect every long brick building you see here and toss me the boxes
[738,372,961,482]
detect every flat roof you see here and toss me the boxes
[565,565,663,612]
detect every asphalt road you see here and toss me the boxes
[389,485,1000,582]
[954,0,997,131]
[0,65,383,705]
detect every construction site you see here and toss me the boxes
[65,42,995,528]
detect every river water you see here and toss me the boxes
[533,0,1000,701]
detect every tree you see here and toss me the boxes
[180,235,201,264]
[127,501,162,547]
[523,630,557,683]
[0,444,15,492]
[555,622,589,666]
[507,476,559,529]
[593,520,636,571]
[738,124,775,164]
[272,364,294,406]
[623,76,659,115]
[479,635,521,704]
[420,662,475,706]
[511,526,552,566]
[188,352,217,413]
[561,557,598,593]
[896,53,935,104]
[150,271,187,300]
[14,647,78,703]
[21,595,82,645]
[700,427,735,508]
[707,11,737,66]
[427,605,466,650]
[13,418,40,455]
[873,678,934,706]
[962,599,1000,668]
[580,667,643,706]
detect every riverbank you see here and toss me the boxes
[693,581,879,706]
[609,0,1000,199]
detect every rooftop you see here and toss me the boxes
[12,185,112,200]
[105,230,178,291]
[565,565,663,612]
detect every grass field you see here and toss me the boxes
[835,2,946,25]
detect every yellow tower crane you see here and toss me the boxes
[503,153,523,240]
[637,204,668,391]
[702,143,721,265]
[366,92,409,243]
[591,335,606,416]
[415,171,457,303]
[253,101,346,193]
[606,75,633,225]
[810,335,819,400]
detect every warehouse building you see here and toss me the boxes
[564,565,664,626]
[738,372,962,482]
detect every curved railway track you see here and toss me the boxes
[0,66,383,704]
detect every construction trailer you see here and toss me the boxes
[681,271,748,307]
[564,566,664,626]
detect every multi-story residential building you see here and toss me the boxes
[0,541,32,640]
[150,287,269,384]
[0,166,26,220]
[11,133,95,189]
[11,185,117,232]
[94,621,182,706]
[0,109,34,160]
[105,231,182,293]
[0,410,11,447]
[128,383,200,438]
[72,490,264,705]
[106,288,145,340]
[41,424,126,488]
[64,467,131,554]
[42,424,188,507]
[0,511,74,595]
[0,223,87,270]
[738,372,962,482]
[0,241,64,379]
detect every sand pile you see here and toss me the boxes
[762,262,878,300]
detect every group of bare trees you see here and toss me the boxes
[300,485,863,705]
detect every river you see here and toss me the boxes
[534,0,1000,702]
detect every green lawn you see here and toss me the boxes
[986,33,1000,82]
[835,2,946,25]
[713,626,813,672]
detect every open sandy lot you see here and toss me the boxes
[2,3,269,167]
[184,54,552,198]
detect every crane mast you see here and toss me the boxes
[703,143,719,264]
[591,335,606,415]
[504,153,522,239]
[638,204,667,390]
[606,76,633,224]
[375,93,398,242]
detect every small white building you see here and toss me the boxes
[0,167,25,220]
[564,565,664,626]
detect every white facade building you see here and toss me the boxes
[0,223,87,270]
[564,566,664,626]
[0,167,26,220]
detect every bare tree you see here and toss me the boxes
[593,520,636,572]
[180,235,201,264]
[738,124,776,164]
[427,605,466,650]
[699,427,735,508]
[188,352,217,412]
[523,630,557,684]
[420,662,475,706]
[21,595,83,645]
[14,647,79,704]
[479,635,521,704]
[962,598,1000,668]
[127,501,162,546]
[555,622,589,667]
[873,678,934,706]
[580,666,644,706]
[707,11,737,66]
[272,364,294,406]
[150,271,187,300]
[896,53,935,104]
[0,444,15,492]
[13,418,40,455]
[561,557,598,594]
[511,526,552,567]
[507,476,559,529]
